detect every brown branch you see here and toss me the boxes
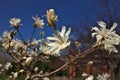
[79,46,98,58]
[31,62,68,78]
[31,46,99,78]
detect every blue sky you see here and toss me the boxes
[0,0,119,40]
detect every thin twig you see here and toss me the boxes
[31,63,68,78]
[9,53,20,62]
[79,46,98,58]
[16,29,26,43]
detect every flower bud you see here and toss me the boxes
[46,9,58,28]
[13,72,18,79]
[34,67,39,72]
[19,69,25,73]
[25,57,33,65]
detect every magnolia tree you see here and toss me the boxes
[0,9,120,80]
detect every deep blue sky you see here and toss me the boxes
[0,0,119,40]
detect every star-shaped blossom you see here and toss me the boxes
[2,31,13,50]
[2,31,12,40]
[40,26,71,56]
[32,16,44,28]
[91,21,120,53]
[9,18,21,28]
[46,9,58,27]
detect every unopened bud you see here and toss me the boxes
[13,72,18,79]
[25,57,33,65]
[19,69,25,73]
[34,67,39,72]
[82,72,89,77]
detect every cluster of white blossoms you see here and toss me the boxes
[83,73,109,80]
[1,31,26,52]
[1,8,120,80]
[1,9,120,59]
[1,9,71,57]
[97,73,110,80]
[40,26,71,56]
[92,21,120,53]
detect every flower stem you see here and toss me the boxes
[29,27,36,42]
[16,29,26,43]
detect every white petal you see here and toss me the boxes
[110,22,117,32]
[97,21,106,28]
[47,37,61,42]
[60,26,66,36]
[65,41,70,46]
[91,33,97,37]
[49,9,54,12]
[65,27,71,36]
[111,46,118,53]
[47,42,59,47]
[108,45,118,53]
[104,42,112,50]
[91,27,99,31]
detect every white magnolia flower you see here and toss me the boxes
[91,21,120,53]
[46,9,58,27]
[40,26,71,56]
[9,18,21,28]
[85,75,94,80]
[32,16,44,28]
[2,31,12,40]
[97,73,110,80]
[2,31,12,50]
